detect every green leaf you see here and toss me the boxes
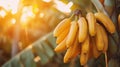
[41,39,54,58]
[2,32,57,67]
[46,33,57,49]
[11,56,22,67]
[32,42,49,65]
[2,61,12,67]
[108,35,117,56]
[104,0,115,15]
[20,48,36,67]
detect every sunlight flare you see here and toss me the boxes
[0,0,20,14]
[54,0,73,13]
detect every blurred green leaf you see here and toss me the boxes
[46,33,57,49]
[2,32,56,67]
[11,56,22,67]
[2,61,11,67]
[20,49,36,67]
[33,43,49,65]
[108,35,117,56]
[104,0,115,15]
[41,40,54,58]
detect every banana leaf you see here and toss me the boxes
[2,32,56,67]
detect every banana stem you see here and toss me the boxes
[74,9,82,17]
[69,13,75,20]
[105,52,108,67]
[75,15,78,21]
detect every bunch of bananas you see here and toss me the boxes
[53,11,116,66]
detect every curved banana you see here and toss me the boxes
[95,23,104,51]
[78,17,88,42]
[86,12,96,36]
[66,20,78,48]
[80,35,89,65]
[53,18,71,37]
[80,52,89,66]
[56,27,70,44]
[54,37,67,52]
[64,33,80,63]
[99,24,108,52]
[92,38,102,58]
[95,12,115,33]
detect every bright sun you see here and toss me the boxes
[0,0,20,14]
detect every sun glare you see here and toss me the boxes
[39,13,44,18]
[11,18,16,24]
[43,0,51,2]
[0,10,6,18]
[20,6,35,25]
[0,0,20,14]
[54,0,73,13]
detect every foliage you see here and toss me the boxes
[2,33,61,67]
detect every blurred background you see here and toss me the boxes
[0,0,75,67]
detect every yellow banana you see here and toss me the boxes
[81,35,89,53]
[54,37,67,52]
[95,23,104,51]
[56,27,70,44]
[66,20,78,48]
[99,25,108,67]
[92,38,102,58]
[78,17,88,42]
[80,35,89,66]
[99,24,108,52]
[64,33,81,63]
[86,12,96,36]
[80,52,89,66]
[53,18,71,37]
[94,12,115,34]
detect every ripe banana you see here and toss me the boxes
[56,27,70,44]
[66,20,78,48]
[80,35,89,66]
[53,10,113,66]
[99,24,108,52]
[80,52,89,66]
[53,18,71,37]
[92,38,102,58]
[78,17,88,42]
[64,33,80,63]
[95,23,104,51]
[95,12,115,33]
[54,37,67,52]
[86,12,96,36]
